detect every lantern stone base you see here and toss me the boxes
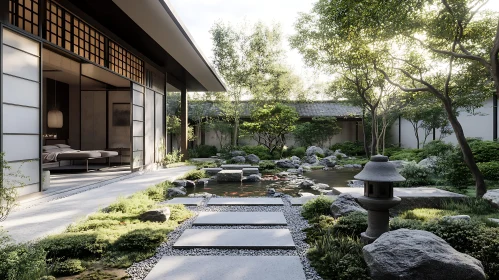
[357,196,401,244]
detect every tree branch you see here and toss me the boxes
[375,65,430,93]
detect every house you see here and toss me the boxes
[1,0,225,197]
[169,101,364,150]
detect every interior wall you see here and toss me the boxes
[81,91,107,150]
[2,28,41,196]
[108,90,131,163]
[44,78,69,140]
[68,84,81,149]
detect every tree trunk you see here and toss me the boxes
[442,99,487,197]
[371,109,377,156]
[491,19,499,97]
[232,119,239,147]
[362,107,370,158]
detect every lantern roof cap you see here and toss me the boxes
[354,155,406,182]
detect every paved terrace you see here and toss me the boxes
[1,166,196,243]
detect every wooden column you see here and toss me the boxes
[180,87,188,159]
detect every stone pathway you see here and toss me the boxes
[133,197,316,280]
[1,166,196,243]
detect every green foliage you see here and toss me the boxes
[389,149,424,162]
[258,160,277,171]
[241,104,299,155]
[477,162,499,180]
[112,228,168,252]
[284,146,307,158]
[239,145,272,160]
[398,208,451,221]
[421,140,455,158]
[294,117,342,147]
[441,198,496,216]
[308,233,371,280]
[330,141,365,157]
[0,152,23,221]
[39,233,108,260]
[389,217,424,230]
[469,140,499,163]
[142,181,172,202]
[331,212,368,237]
[397,161,434,187]
[180,170,207,181]
[190,145,218,158]
[301,196,335,221]
[52,259,85,277]
[383,146,402,157]
[162,150,184,165]
[106,193,155,215]
[0,232,48,280]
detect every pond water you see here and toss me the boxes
[185,169,360,197]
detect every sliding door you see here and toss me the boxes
[131,83,144,169]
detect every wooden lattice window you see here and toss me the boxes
[73,17,106,67]
[46,0,64,48]
[9,0,39,36]
[109,41,144,84]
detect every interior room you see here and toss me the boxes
[41,48,132,192]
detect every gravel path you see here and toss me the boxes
[127,195,322,280]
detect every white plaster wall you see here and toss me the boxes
[81,91,106,151]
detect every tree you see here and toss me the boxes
[293,117,342,147]
[166,115,195,148]
[0,153,25,221]
[376,84,405,154]
[241,104,299,156]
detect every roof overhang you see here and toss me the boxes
[112,0,226,92]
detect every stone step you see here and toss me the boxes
[202,167,223,176]
[220,164,253,170]
[242,167,259,175]
[173,229,295,249]
[207,197,284,206]
[193,212,287,225]
[216,170,243,182]
[144,256,307,280]
[165,197,204,206]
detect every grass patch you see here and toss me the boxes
[301,196,335,221]
[336,157,369,166]
[179,169,207,180]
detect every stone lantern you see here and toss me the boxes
[354,155,405,243]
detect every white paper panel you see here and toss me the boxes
[133,105,144,121]
[133,120,144,136]
[3,135,39,161]
[3,28,40,56]
[133,137,144,151]
[133,90,144,106]
[145,89,155,165]
[133,151,143,168]
[133,83,144,92]
[3,45,40,82]
[2,74,39,107]
[155,93,165,162]
[3,104,39,134]
[5,160,40,186]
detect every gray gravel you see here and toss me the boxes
[127,195,322,280]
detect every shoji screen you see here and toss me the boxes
[132,83,144,168]
[155,92,165,163]
[2,28,41,196]
[144,88,155,165]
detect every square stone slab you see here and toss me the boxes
[193,212,287,225]
[216,170,243,182]
[165,197,204,206]
[144,256,306,280]
[207,197,284,205]
[242,167,260,175]
[173,229,295,249]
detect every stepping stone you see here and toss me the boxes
[216,170,243,182]
[144,256,306,280]
[242,167,259,175]
[193,212,287,225]
[165,197,204,206]
[207,197,283,205]
[202,167,222,176]
[221,164,253,170]
[173,229,295,249]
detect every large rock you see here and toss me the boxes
[363,229,486,280]
[167,187,186,198]
[306,146,324,156]
[245,154,260,164]
[442,215,471,222]
[196,178,210,187]
[231,150,246,157]
[202,168,223,176]
[418,156,439,168]
[290,156,301,162]
[303,155,319,164]
[231,156,246,163]
[276,159,295,169]
[299,180,315,189]
[330,193,367,218]
[390,160,409,169]
[333,149,348,158]
[483,189,499,208]
[311,183,330,190]
[242,174,262,182]
[173,180,187,187]
[185,180,196,188]
[319,156,337,167]
[217,170,243,182]
[139,207,171,222]
[323,148,334,157]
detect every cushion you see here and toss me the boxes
[56,144,71,148]
[43,145,59,151]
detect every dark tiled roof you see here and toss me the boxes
[187,101,361,119]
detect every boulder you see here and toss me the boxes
[231,150,246,157]
[242,174,262,182]
[390,160,409,169]
[185,180,196,188]
[363,229,486,280]
[276,159,295,169]
[217,170,243,182]
[298,192,315,197]
[330,193,367,218]
[300,164,312,172]
[418,156,439,168]
[488,218,499,225]
[231,156,246,163]
[304,155,319,164]
[319,156,337,167]
[188,192,214,198]
[167,187,186,197]
[324,148,334,157]
[442,215,471,222]
[139,207,171,222]
[202,168,223,176]
[348,180,364,188]
[290,156,301,162]
[299,179,315,189]
[333,149,348,158]
[172,180,187,187]
[483,189,499,208]
[306,146,324,156]
[267,188,276,195]
[287,169,300,174]
[195,178,210,187]
[311,183,330,190]
[277,171,290,178]
[245,154,260,164]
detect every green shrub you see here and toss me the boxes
[142,181,172,201]
[330,141,365,156]
[302,196,335,221]
[398,208,451,221]
[181,169,207,180]
[52,259,85,276]
[477,162,499,180]
[441,198,496,215]
[287,146,306,158]
[106,193,155,214]
[421,140,454,157]
[331,212,368,237]
[191,145,218,158]
[259,160,276,171]
[239,145,272,160]
[0,235,48,280]
[303,215,337,243]
[389,217,424,230]
[383,146,402,157]
[39,233,108,260]
[469,140,499,163]
[163,150,183,165]
[112,228,167,252]
[308,233,371,280]
[168,204,194,222]
[389,149,424,162]
[397,161,434,187]
[439,149,473,188]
